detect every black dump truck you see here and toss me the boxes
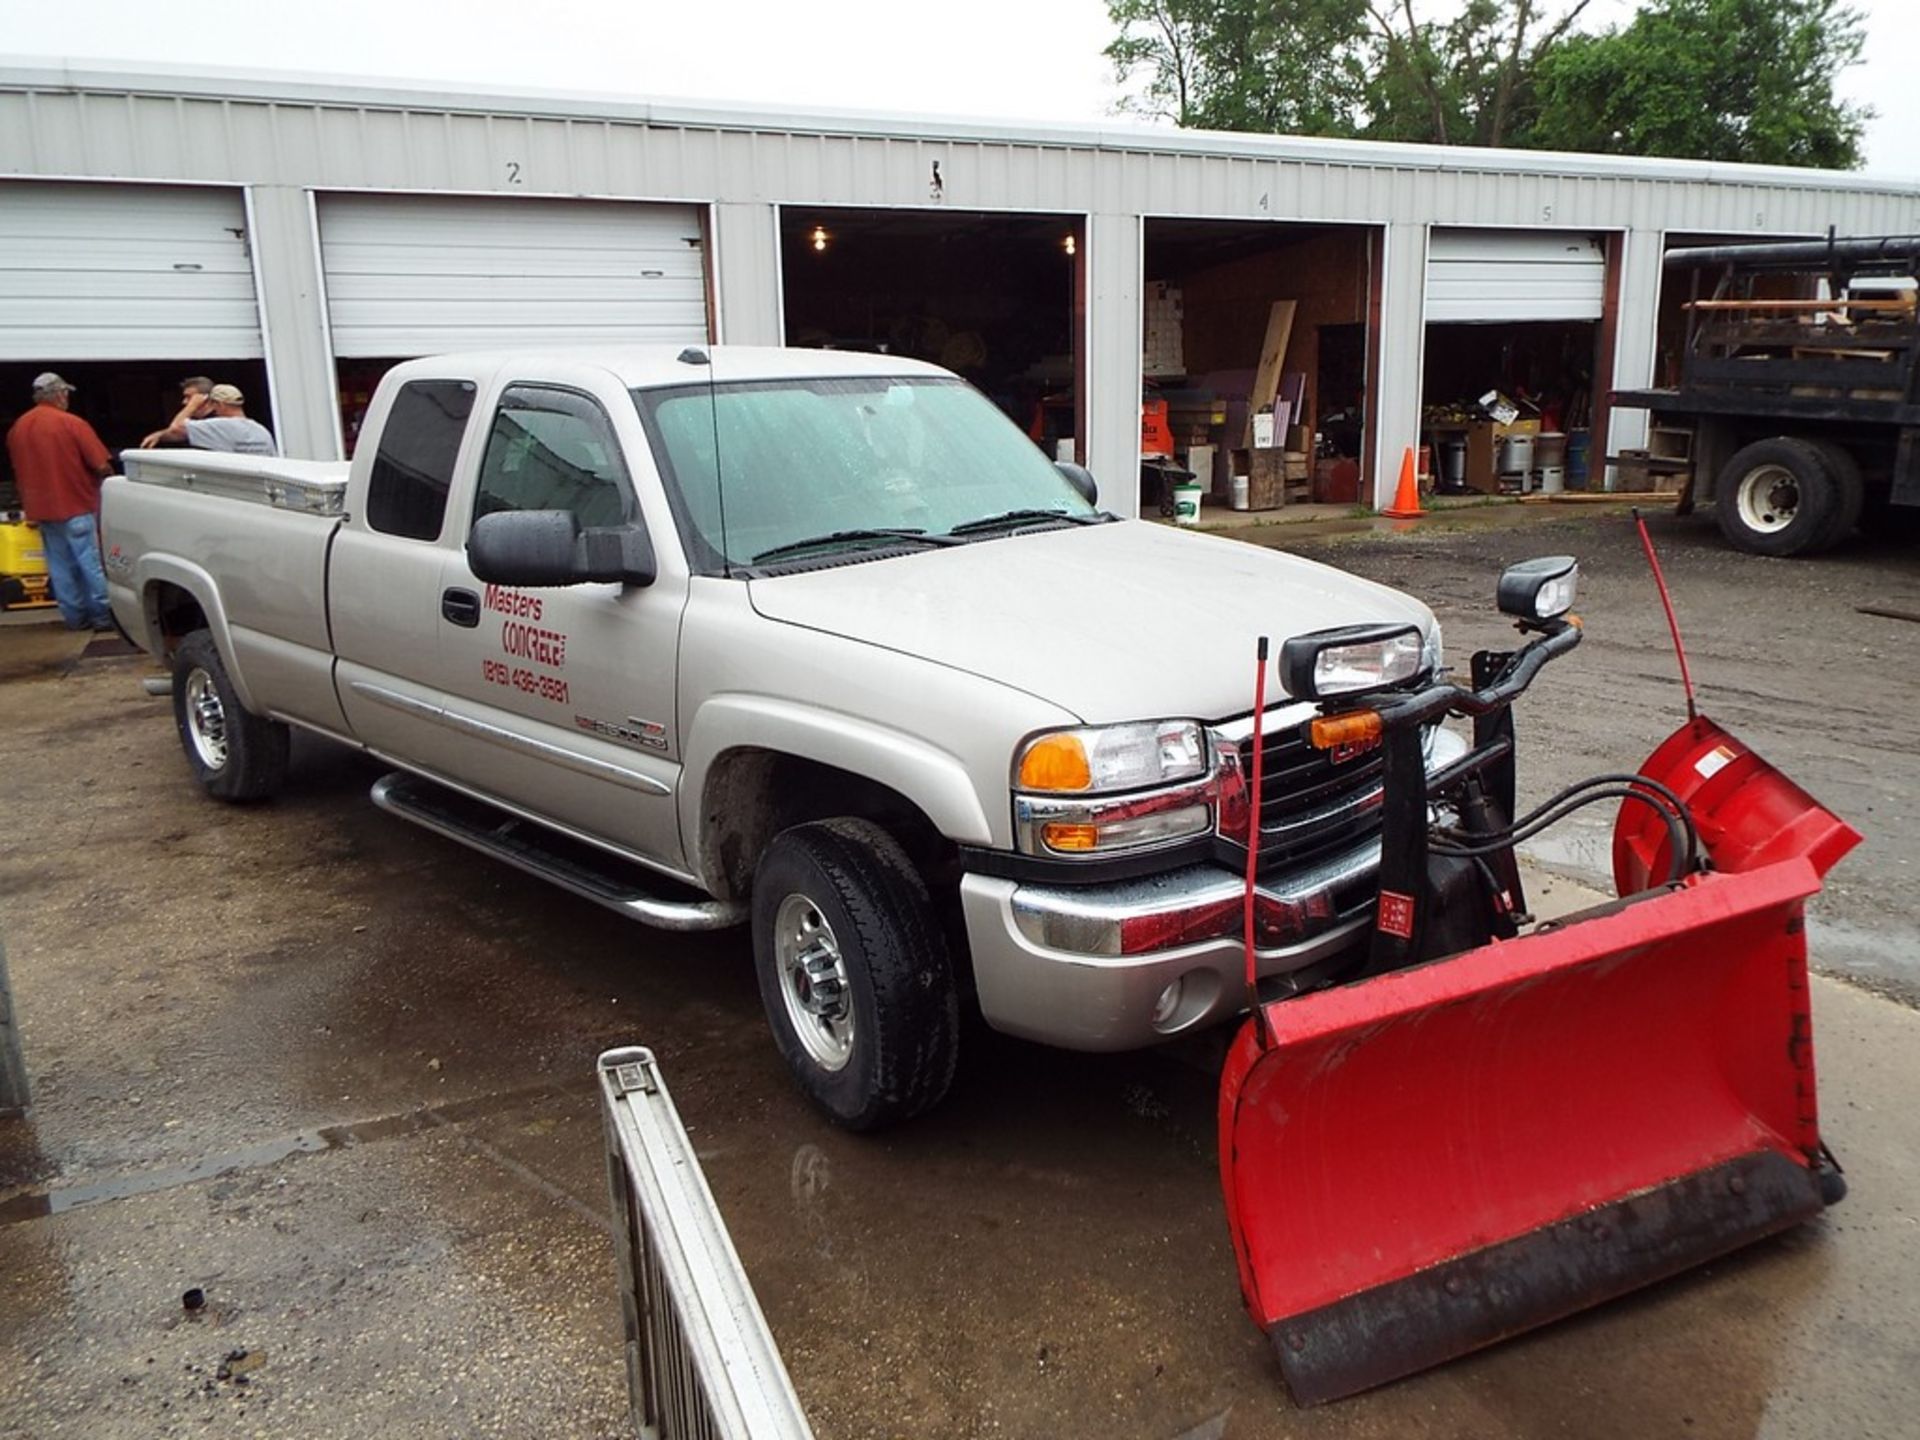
[1612,234,1920,557]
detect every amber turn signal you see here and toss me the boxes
[1040,822,1100,851]
[1309,710,1383,750]
[1018,733,1093,791]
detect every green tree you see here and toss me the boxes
[1530,0,1868,167]
[1105,0,1593,146]
[1364,0,1596,146]
[1104,0,1374,135]
[1105,0,1869,167]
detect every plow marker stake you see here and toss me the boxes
[1219,857,1833,1405]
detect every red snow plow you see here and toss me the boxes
[1219,555,1858,1405]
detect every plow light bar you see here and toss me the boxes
[1279,623,1425,701]
[1497,556,1580,620]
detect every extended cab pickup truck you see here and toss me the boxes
[104,347,1455,1128]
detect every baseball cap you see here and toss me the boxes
[208,383,245,404]
[31,372,75,394]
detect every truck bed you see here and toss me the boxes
[103,450,349,735]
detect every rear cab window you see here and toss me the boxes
[365,379,479,540]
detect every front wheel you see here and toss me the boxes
[750,818,959,1130]
[171,629,290,802]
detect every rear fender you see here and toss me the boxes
[134,557,254,712]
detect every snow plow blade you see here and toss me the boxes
[1218,856,1839,1406]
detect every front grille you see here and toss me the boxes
[1222,720,1388,869]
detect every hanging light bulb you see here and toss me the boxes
[1063,234,1077,256]
[811,225,829,252]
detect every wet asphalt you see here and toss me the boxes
[2,505,1918,1438]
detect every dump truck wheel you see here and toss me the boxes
[171,629,290,802]
[1714,438,1841,556]
[751,818,959,1130]
[1805,439,1865,549]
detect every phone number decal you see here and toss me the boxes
[482,658,571,704]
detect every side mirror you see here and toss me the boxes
[1055,461,1099,506]
[1496,556,1578,621]
[469,510,656,588]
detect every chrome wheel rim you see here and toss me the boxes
[183,667,229,771]
[774,893,854,1072]
[1735,464,1799,535]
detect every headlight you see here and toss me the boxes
[1015,720,1207,795]
[1422,621,1443,678]
[1013,719,1214,858]
[1279,623,1425,701]
[1497,556,1579,620]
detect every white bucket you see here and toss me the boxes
[1230,474,1250,511]
[1173,482,1204,526]
[1537,465,1566,495]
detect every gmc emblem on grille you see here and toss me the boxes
[1329,734,1383,765]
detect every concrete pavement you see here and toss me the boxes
[2,521,1917,1437]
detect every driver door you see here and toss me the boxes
[434,378,689,870]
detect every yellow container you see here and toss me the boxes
[0,520,45,573]
[0,519,54,609]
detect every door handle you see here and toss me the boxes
[442,587,482,627]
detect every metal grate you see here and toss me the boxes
[599,1048,814,1440]
[1230,722,1387,868]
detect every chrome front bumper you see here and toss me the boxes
[960,841,1378,1050]
[958,726,1468,1051]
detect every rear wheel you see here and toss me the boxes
[1804,439,1865,548]
[750,818,959,1130]
[171,629,290,802]
[1714,437,1843,557]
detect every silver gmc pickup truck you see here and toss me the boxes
[103,347,1454,1128]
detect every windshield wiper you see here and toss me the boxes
[946,508,1108,537]
[749,528,965,565]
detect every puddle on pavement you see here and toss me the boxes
[0,1130,329,1224]
[0,1075,595,1228]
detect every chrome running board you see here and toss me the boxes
[370,772,745,933]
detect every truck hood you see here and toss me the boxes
[745,521,1434,722]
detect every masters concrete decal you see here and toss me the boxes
[480,583,570,705]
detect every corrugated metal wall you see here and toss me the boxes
[2,68,1917,497]
[5,82,1915,235]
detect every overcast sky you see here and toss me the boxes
[3,0,1914,177]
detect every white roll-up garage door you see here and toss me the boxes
[318,194,709,357]
[1425,229,1607,323]
[0,181,263,361]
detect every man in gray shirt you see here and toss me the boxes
[140,383,278,456]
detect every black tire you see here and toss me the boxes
[750,817,959,1130]
[1713,437,1843,557]
[170,629,290,802]
[1804,439,1866,549]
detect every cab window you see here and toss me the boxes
[473,385,632,530]
[365,379,477,541]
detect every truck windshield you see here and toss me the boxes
[633,376,1097,572]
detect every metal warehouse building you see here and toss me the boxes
[3,62,1918,514]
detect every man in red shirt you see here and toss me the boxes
[5,373,115,631]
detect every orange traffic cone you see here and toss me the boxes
[1381,446,1425,518]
